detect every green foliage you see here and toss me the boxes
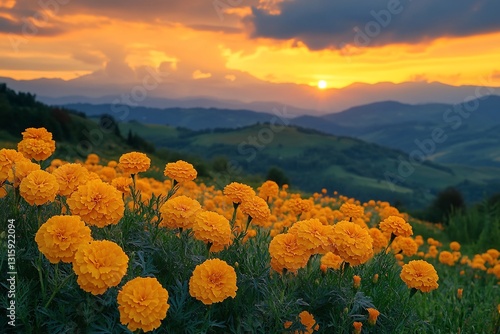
[425,187,466,224]
[266,167,290,187]
[446,201,500,252]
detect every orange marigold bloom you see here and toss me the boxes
[258,180,279,200]
[269,233,310,273]
[289,219,331,254]
[330,221,374,266]
[286,198,313,216]
[339,203,364,221]
[367,308,380,326]
[400,260,439,293]
[284,311,320,334]
[98,166,116,183]
[118,152,151,175]
[368,228,388,254]
[117,277,170,332]
[72,240,129,295]
[0,149,25,182]
[67,179,124,227]
[159,195,201,229]
[439,251,455,266]
[487,249,499,260]
[224,182,255,204]
[8,157,40,187]
[320,252,343,271]
[353,275,361,289]
[52,163,90,196]
[457,288,463,300]
[379,206,402,220]
[189,258,237,305]
[192,211,231,252]
[111,176,133,196]
[397,237,419,257]
[85,153,100,165]
[164,160,197,183]
[19,170,59,205]
[353,321,363,334]
[18,128,56,161]
[379,216,413,237]
[450,241,461,251]
[240,195,270,226]
[35,215,92,263]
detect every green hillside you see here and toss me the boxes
[118,121,500,209]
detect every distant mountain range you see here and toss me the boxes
[64,95,500,167]
[2,75,499,114]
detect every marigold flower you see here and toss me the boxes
[258,180,279,200]
[159,195,201,229]
[8,157,40,187]
[353,275,361,289]
[372,274,379,283]
[400,260,439,293]
[379,216,413,238]
[339,203,364,221]
[487,249,499,260]
[72,240,129,295]
[17,128,56,161]
[368,228,388,254]
[52,163,90,196]
[117,277,170,332]
[0,149,25,182]
[286,198,313,216]
[164,160,197,183]
[35,215,92,263]
[118,152,151,175]
[86,153,100,165]
[269,233,310,273]
[367,308,380,326]
[439,251,455,266]
[111,176,133,196]
[98,166,116,183]
[224,182,255,204]
[19,170,59,205]
[240,195,270,226]
[320,252,343,271]
[284,311,319,334]
[192,211,231,252]
[457,288,463,300]
[67,179,124,227]
[330,221,373,266]
[397,237,418,257]
[450,241,461,251]
[353,321,362,334]
[189,258,237,305]
[289,219,331,254]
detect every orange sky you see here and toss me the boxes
[1,0,499,90]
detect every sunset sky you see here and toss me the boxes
[1,0,500,111]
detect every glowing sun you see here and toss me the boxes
[317,80,327,89]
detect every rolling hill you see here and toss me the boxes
[115,120,500,209]
[63,95,500,167]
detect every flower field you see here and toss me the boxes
[1,128,499,333]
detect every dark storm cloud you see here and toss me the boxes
[0,15,66,36]
[246,0,500,49]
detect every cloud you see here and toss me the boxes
[245,0,500,50]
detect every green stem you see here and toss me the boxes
[44,272,74,308]
[231,202,239,228]
[37,252,46,296]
